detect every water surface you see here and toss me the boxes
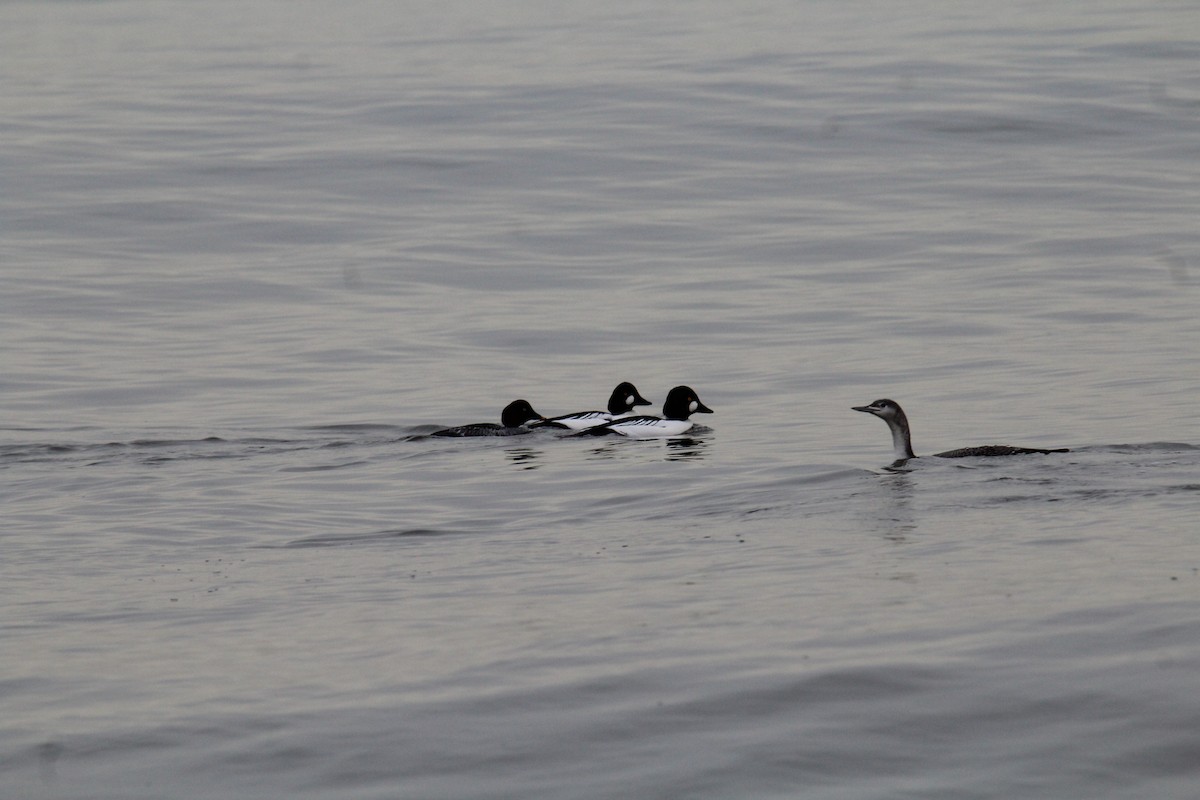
[3,1,1199,798]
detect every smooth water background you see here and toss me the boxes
[3,1,1199,798]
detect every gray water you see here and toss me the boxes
[3,1,1199,798]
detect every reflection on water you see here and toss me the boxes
[857,469,917,544]
[582,435,712,462]
[664,437,709,461]
[1157,247,1193,286]
[878,470,917,544]
[36,740,63,785]
[504,446,543,469]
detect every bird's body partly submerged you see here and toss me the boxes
[431,399,545,437]
[853,398,1068,464]
[583,385,712,439]
[534,382,651,431]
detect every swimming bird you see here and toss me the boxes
[533,381,652,431]
[431,399,546,437]
[582,385,712,438]
[853,398,1068,463]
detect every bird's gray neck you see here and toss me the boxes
[887,411,917,461]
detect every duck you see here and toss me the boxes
[533,382,652,431]
[582,385,712,438]
[853,398,1068,463]
[431,399,546,437]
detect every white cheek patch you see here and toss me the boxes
[689,400,698,413]
[626,395,635,406]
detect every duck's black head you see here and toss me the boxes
[608,382,651,414]
[501,399,545,428]
[662,385,713,420]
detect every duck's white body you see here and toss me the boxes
[597,416,698,439]
[543,409,633,431]
[536,382,651,431]
[585,386,712,439]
